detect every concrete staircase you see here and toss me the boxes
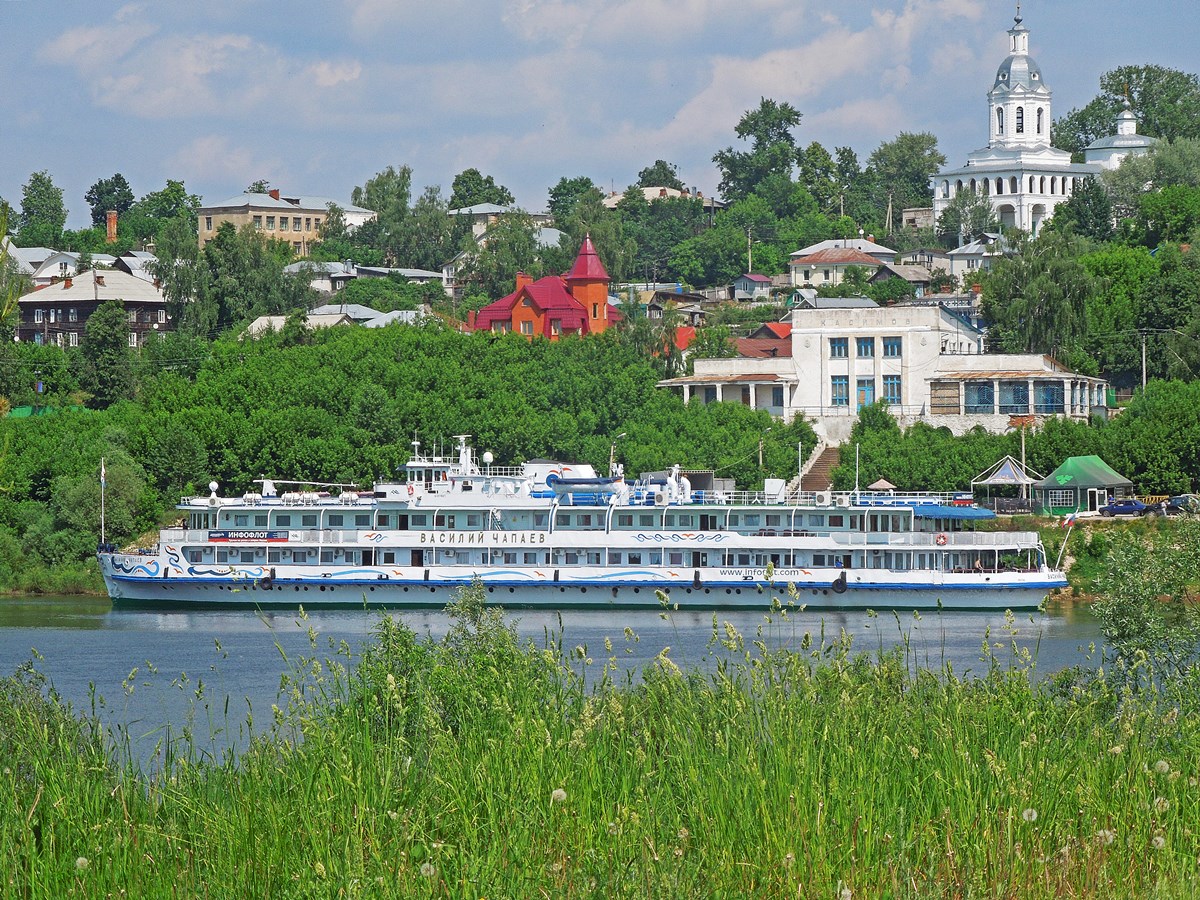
[798,445,841,492]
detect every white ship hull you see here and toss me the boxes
[100,557,1064,611]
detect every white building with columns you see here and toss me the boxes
[932,10,1100,236]
[659,303,1107,444]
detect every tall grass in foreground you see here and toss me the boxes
[2,591,1199,898]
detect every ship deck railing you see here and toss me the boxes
[157,527,1041,549]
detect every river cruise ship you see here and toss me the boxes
[98,437,1065,610]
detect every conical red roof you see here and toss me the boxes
[565,234,610,282]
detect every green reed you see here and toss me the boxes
[2,589,1200,899]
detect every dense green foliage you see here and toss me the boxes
[5,583,1200,896]
[0,325,813,587]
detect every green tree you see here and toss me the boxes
[1135,184,1200,245]
[982,231,1096,356]
[555,189,635,283]
[449,169,514,209]
[80,300,135,408]
[352,165,412,234]
[712,98,802,201]
[636,160,684,190]
[685,325,737,371]
[1103,138,1200,222]
[84,174,135,226]
[245,179,272,194]
[17,171,67,247]
[798,142,838,213]
[936,188,998,246]
[866,132,946,232]
[149,216,202,331]
[1044,176,1114,242]
[1054,65,1200,156]
[121,180,202,245]
[548,176,599,224]
[458,212,542,299]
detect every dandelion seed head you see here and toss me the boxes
[677,827,689,841]
[1152,835,1166,850]
[1096,829,1116,846]
[75,857,89,871]
[908,745,920,759]
[1022,808,1038,823]
[420,861,436,878]
[1155,796,1170,813]
[784,852,795,868]
[314,862,326,879]
[1109,744,1124,755]
[1154,759,1171,774]
[838,884,852,900]
[608,821,618,835]
[551,788,567,804]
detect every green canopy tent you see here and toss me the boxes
[1033,455,1133,515]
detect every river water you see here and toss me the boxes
[0,596,1105,763]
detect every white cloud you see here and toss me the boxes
[166,135,284,187]
[307,60,363,88]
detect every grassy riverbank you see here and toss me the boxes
[4,589,1200,898]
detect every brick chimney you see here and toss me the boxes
[659,188,668,197]
[515,271,533,292]
[269,189,281,200]
[106,210,118,243]
[64,277,73,289]
[467,310,477,329]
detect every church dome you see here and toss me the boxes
[994,53,1044,92]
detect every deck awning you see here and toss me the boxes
[911,504,997,521]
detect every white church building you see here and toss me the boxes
[933,10,1101,235]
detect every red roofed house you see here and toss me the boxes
[788,247,883,288]
[471,235,611,340]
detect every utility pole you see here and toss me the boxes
[1142,332,1147,389]
[746,227,753,273]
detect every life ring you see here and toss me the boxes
[935,533,948,546]
[261,575,273,590]
[407,484,415,496]
[832,571,847,594]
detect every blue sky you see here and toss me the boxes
[1,0,1196,229]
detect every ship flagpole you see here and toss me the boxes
[100,457,106,547]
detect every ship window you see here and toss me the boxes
[524,552,537,564]
[410,515,427,526]
[556,513,570,526]
[850,515,860,529]
[736,553,752,566]
[628,552,642,564]
[255,515,268,527]
[608,551,622,565]
[728,514,739,525]
[235,515,248,526]
[277,515,291,527]
[677,514,694,527]
[668,552,684,565]
[565,551,580,564]
[329,514,344,526]
[378,514,391,527]
[664,515,675,526]
[292,550,307,563]
[639,514,654,527]
[321,551,334,563]
[467,514,482,527]
[744,514,761,526]
[382,552,395,564]
[578,514,593,527]
[268,550,281,563]
[534,513,548,527]
[217,550,228,562]
[648,551,662,565]
[617,514,633,527]
[302,514,317,527]
[356,514,370,527]
[808,514,825,527]
[766,514,781,526]
[504,552,518,564]
[188,550,203,563]
[241,551,255,563]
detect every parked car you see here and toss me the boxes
[1099,498,1150,517]
[1164,494,1200,516]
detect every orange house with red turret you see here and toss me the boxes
[470,236,614,339]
